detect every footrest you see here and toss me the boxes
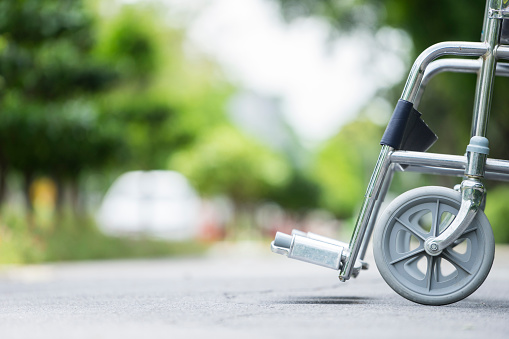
[271,230,366,278]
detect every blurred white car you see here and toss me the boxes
[97,171,201,240]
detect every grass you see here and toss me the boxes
[0,209,209,265]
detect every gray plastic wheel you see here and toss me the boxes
[373,186,494,305]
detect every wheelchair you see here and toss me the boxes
[271,0,509,305]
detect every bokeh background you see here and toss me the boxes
[1,0,509,264]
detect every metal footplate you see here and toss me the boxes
[271,230,367,279]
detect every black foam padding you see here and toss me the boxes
[380,100,414,149]
[380,99,437,151]
[400,109,438,152]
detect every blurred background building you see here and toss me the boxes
[1,0,509,264]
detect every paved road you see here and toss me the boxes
[0,242,508,339]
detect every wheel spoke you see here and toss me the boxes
[463,225,478,236]
[426,256,435,291]
[441,251,473,275]
[433,199,440,237]
[374,187,494,305]
[435,257,442,282]
[389,248,426,265]
[395,217,426,241]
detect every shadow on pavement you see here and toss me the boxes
[274,296,375,305]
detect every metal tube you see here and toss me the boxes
[486,157,509,172]
[358,164,395,261]
[391,150,509,177]
[495,45,509,59]
[425,179,485,254]
[339,145,393,281]
[470,18,502,139]
[415,59,509,108]
[396,164,509,181]
[391,151,466,169]
[482,0,491,41]
[271,233,344,270]
[435,18,504,255]
[494,61,509,73]
[414,59,481,108]
[489,0,509,19]
[400,42,488,102]
[291,230,349,249]
[396,165,465,177]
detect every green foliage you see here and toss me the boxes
[0,92,121,178]
[0,209,208,264]
[268,170,322,212]
[169,125,291,205]
[274,1,485,45]
[0,0,318,260]
[0,0,93,46]
[93,4,165,79]
[484,186,509,244]
[274,0,384,31]
[93,3,233,170]
[0,0,119,197]
[313,118,383,218]
[0,0,113,99]
[0,0,234,211]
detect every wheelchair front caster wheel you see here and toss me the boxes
[373,186,494,305]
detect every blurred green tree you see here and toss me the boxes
[169,124,291,207]
[483,185,509,243]
[0,0,119,209]
[266,169,322,213]
[0,0,233,213]
[313,117,383,218]
[93,3,232,170]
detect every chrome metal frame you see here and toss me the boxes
[489,0,509,19]
[414,59,509,108]
[272,0,509,282]
[391,150,509,181]
[338,4,505,280]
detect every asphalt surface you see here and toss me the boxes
[0,242,508,339]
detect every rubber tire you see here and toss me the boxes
[373,186,495,305]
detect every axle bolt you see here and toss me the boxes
[430,243,438,251]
